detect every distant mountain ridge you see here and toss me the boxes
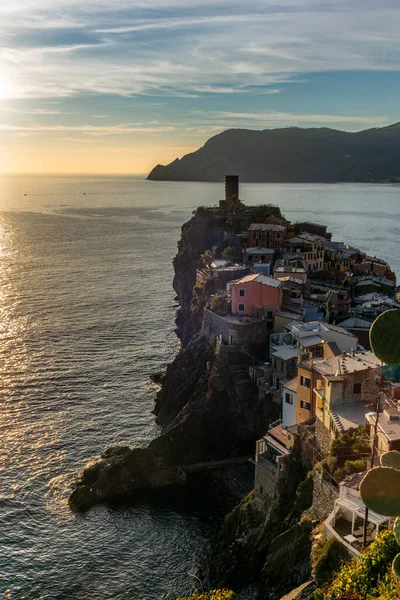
[147,123,400,183]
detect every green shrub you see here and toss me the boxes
[327,428,369,483]
[314,537,350,583]
[343,459,367,476]
[176,591,234,600]
[210,294,229,316]
[326,531,399,600]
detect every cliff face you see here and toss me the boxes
[173,209,228,345]
[70,209,280,511]
[151,341,279,465]
[209,453,314,599]
[147,124,400,183]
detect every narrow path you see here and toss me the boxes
[181,456,252,474]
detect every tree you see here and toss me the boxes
[200,250,213,270]
[227,195,242,213]
[222,246,233,261]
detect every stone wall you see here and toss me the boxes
[202,308,271,354]
[315,418,332,459]
[254,460,278,502]
[311,468,339,520]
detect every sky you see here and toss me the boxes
[0,0,400,173]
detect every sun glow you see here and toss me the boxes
[0,73,16,100]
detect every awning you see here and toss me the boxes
[335,495,389,526]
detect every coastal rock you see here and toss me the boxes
[258,519,314,599]
[69,447,158,512]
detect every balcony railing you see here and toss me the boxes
[257,378,280,394]
[257,377,271,391]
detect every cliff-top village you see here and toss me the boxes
[197,176,400,560]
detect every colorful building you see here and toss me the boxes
[284,232,325,273]
[231,273,283,317]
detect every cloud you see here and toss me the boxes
[217,111,390,125]
[0,123,175,135]
[1,1,400,100]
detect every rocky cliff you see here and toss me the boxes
[209,452,314,599]
[69,209,279,511]
[147,124,400,183]
[173,209,228,345]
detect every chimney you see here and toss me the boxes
[225,175,239,202]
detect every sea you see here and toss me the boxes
[1,175,400,600]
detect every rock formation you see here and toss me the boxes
[69,209,279,511]
[209,451,314,598]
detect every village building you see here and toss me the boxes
[273,261,307,282]
[247,223,287,249]
[324,473,391,557]
[352,256,396,281]
[365,401,400,456]
[231,273,283,317]
[294,221,332,240]
[325,289,352,322]
[310,350,381,435]
[243,246,275,268]
[283,232,325,273]
[335,317,372,349]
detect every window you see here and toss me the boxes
[238,303,245,311]
[353,382,362,394]
[313,346,323,358]
[300,375,311,388]
[300,400,311,411]
[285,393,294,405]
[239,289,245,297]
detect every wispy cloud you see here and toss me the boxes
[217,111,390,125]
[1,1,400,100]
[0,123,175,135]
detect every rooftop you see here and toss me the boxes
[288,320,357,339]
[313,351,381,377]
[271,345,299,361]
[340,472,366,490]
[248,223,286,232]
[235,273,282,288]
[245,246,275,255]
[338,317,372,329]
[367,406,400,441]
[286,232,324,244]
[330,402,372,432]
[283,377,298,393]
[265,424,290,454]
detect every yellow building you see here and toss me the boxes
[296,358,314,423]
[312,351,381,436]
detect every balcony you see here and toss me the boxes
[257,377,271,392]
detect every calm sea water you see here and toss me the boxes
[1,175,400,600]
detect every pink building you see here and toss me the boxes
[231,274,283,316]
